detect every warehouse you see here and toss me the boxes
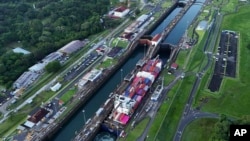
[13,71,40,89]
[58,40,87,55]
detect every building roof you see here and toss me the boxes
[24,121,35,128]
[28,108,49,123]
[114,6,128,12]
[13,71,40,89]
[29,63,45,72]
[196,20,208,31]
[43,52,63,63]
[171,63,178,69]
[13,47,31,55]
[152,34,162,42]
[59,40,86,54]
[50,82,62,92]
[137,14,148,22]
[83,69,102,82]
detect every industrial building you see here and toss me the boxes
[24,108,50,128]
[151,34,162,46]
[196,20,208,30]
[12,47,31,55]
[29,52,63,73]
[13,71,40,89]
[78,69,102,88]
[58,40,87,55]
[113,6,130,18]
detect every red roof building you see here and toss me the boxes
[114,6,127,12]
[151,34,162,46]
[171,63,178,70]
[28,108,49,123]
[114,6,130,18]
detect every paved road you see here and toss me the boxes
[173,11,223,141]
[175,111,219,141]
[136,75,182,141]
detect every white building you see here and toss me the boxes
[29,63,46,73]
[196,20,208,31]
[151,34,162,46]
[50,82,62,92]
[12,47,31,55]
[29,52,63,73]
[114,6,130,18]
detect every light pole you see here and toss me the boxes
[82,110,86,124]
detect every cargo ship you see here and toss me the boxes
[102,56,162,136]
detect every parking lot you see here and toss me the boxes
[64,53,101,81]
[208,30,238,92]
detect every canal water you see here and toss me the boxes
[52,1,204,141]
[164,4,203,45]
[51,46,145,141]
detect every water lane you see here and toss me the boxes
[164,4,202,45]
[52,48,145,141]
[151,7,182,36]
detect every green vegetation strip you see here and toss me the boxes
[181,118,218,141]
[60,88,77,103]
[0,113,26,137]
[147,80,181,140]
[199,5,250,118]
[154,75,196,141]
[119,117,150,141]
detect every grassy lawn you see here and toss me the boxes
[188,30,207,72]
[117,40,129,48]
[119,117,150,141]
[175,50,190,69]
[181,118,218,141]
[97,58,118,69]
[199,5,250,118]
[154,75,196,141]
[60,88,77,103]
[111,38,119,47]
[0,113,26,137]
[220,0,239,13]
[162,0,172,8]
[111,38,129,48]
[0,112,2,119]
[147,80,181,141]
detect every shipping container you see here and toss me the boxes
[136,95,142,102]
[124,91,130,97]
[132,95,138,100]
[144,78,151,85]
[144,85,149,91]
[129,91,135,98]
[119,113,125,121]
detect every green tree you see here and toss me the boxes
[45,61,61,73]
[211,115,231,141]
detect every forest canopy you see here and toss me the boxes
[0,0,122,88]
